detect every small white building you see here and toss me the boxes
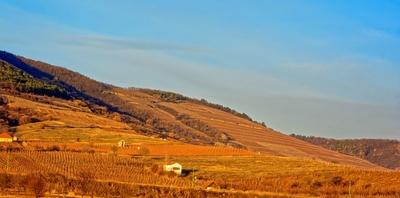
[117,140,126,148]
[163,163,182,176]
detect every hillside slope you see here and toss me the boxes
[291,134,400,169]
[0,50,380,169]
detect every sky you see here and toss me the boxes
[0,0,399,139]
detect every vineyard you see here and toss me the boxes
[162,155,400,197]
[0,151,190,187]
[19,141,252,156]
[1,151,400,197]
[99,144,252,156]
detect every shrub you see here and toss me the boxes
[76,171,95,197]
[137,147,150,156]
[47,145,60,152]
[26,174,47,198]
[330,176,343,186]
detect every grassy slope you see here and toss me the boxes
[4,94,162,144]
[0,51,381,169]
[114,88,379,169]
[4,94,250,156]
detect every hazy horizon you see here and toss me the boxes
[1,0,399,139]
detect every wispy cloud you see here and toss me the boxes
[58,35,207,53]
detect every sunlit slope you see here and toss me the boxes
[0,51,381,169]
[4,94,251,156]
[155,101,380,169]
[4,94,161,144]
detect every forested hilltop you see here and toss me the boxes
[291,134,400,169]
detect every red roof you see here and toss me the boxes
[0,133,12,138]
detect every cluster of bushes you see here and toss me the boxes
[157,104,245,147]
[0,172,95,198]
[139,88,257,122]
[0,145,23,152]
[0,172,261,198]
[146,117,214,144]
[0,98,43,129]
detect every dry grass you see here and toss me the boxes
[16,122,167,144]
[6,95,128,129]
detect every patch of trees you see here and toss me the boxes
[157,104,242,146]
[0,96,9,131]
[0,61,69,99]
[0,102,43,130]
[0,51,119,113]
[291,134,400,169]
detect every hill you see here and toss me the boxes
[0,50,379,169]
[2,50,400,197]
[291,134,400,170]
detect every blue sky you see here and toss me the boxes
[1,0,399,139]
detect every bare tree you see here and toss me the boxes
[137,147,150,156]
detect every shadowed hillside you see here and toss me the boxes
[291,134,400,169]
[0,60,68,98]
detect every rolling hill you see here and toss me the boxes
[0,50,379,169]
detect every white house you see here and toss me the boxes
[117,140,126,148]
[163,163,182,176]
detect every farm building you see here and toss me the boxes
[163,163,182,175]
[118,139,126,147]
[0,133,13,143]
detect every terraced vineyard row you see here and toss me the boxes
[0,151,191,187]
[114,144,252,156]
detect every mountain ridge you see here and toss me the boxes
[291,134,400,169]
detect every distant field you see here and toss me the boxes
[159,155,400,195]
